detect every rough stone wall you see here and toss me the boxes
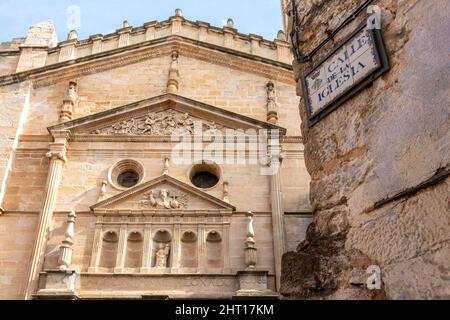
[281,0,450,299]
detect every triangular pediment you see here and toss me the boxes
[49,94,285,140]
[91,174,235,214]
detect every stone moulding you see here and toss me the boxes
[48,93,287,140]
[0,36,295,88]
[36,271,277,299]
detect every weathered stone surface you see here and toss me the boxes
[282,0,450,299]
[0,11,312,299]
[281,222,386,300]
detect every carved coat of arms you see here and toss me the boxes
[139,189,188,209]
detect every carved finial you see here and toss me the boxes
[58,211,77,270]
[167,50,180,94]
[98,180,107,201]
[175,8,183,17]
[67,30,78,41]
[266,81,279,124]
[244,211,257,270]
[226,18,234,28]
[277,30,286,41]
[123,20,129,28]
[223,181,230,203]
[60,81,78,123]
[163,157,170,175]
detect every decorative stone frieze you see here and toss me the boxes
[90,109,225,136]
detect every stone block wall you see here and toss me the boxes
[281,0,450,299]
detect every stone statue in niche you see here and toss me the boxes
[90,109,224,136]
[66,81,77,101]
[60,81,78,122]
[140,189,188,209]
[266,81,279,124]
[155,243,171,268]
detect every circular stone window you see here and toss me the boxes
[108,159,145,190]
[189,162,221,189]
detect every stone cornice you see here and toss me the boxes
[48,93,287,136]
[0,36,294,88]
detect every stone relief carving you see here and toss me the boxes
[90,109,223,136]
[140,189,188,209]
[155,243,171,268]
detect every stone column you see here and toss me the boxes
[268,147,286,291]
[223,216,231,273]
[114,222,127,273]
[197,217,206,273]
[171,215,181,273]
[24,131,69,300]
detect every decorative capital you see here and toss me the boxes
[46,151,67,163]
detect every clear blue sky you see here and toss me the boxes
[0,0,283,43]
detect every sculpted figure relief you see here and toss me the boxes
[155,243,171,268]
[90,110,223,136]
[140,189,187,209]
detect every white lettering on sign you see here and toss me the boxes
[305,28,381,117]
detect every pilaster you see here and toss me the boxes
[88,216,103,273]
[269,162,286,291]
[170,215,181,273]
[197,217,206,273]
[141,224,153,272]
[223,217,231,273]
[114,222,127,273]
[24,130,70,299]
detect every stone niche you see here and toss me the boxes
[87,175,235,276]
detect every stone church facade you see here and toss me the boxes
[0,10,312,299]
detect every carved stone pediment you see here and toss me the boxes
[48,94,286,141]
[89,108,226,136]
[91,175,235,214]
